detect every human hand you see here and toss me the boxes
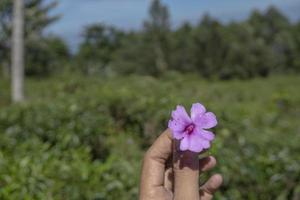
[139,129,222,200]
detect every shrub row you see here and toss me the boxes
[0,74,300,199]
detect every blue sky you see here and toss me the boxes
[45,0,300,50]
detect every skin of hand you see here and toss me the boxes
[139,129,223,200]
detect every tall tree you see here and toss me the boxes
[11,0,24,102]
[144,0,170,75]
[193,14,227,78]
[248,7,291,72]
[77,24,123,75]
[170,22,196,72]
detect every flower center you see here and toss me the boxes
[185,123,195,134]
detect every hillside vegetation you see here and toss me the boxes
[0,74,299,199]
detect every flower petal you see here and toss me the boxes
[194,112,217,129]
[180,136,190,151]
[197,129,215,141]
[200,140,211,149]
[168,119,185,132]
[190,103,206,122]
[171,105,192,125]
[188,133,204,152]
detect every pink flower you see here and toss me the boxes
[168,103,217,153]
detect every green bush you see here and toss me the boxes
[0,74,300,199]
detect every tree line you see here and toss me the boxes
[1,0,300,81]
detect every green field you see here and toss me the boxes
[0,74,300,199]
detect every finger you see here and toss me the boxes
[163,154,173,191]
[173,140,200,200]
[169,156,216,197]
[139,129,173,198]
[199,156,217,174]
[164,166,173,192]
[199,174,223,200]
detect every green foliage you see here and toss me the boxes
[0,74,300,199]
[169,22,196,72]
[76,24,124,75]
[143,0,171,75]
[110,0,172,76]
[26,36,70,76]
[111,32,150,75]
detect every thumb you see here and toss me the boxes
[173,139,199,200]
